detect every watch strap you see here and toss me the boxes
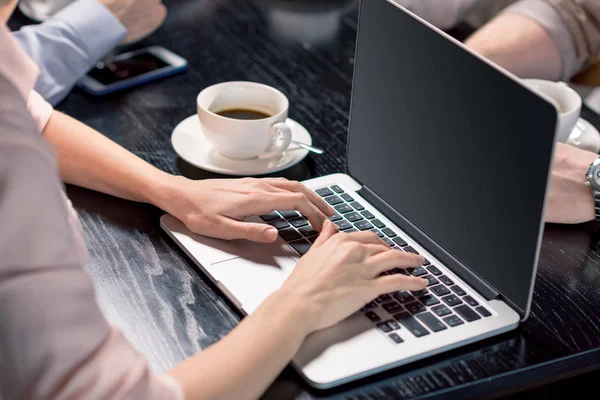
[594,191,600,222]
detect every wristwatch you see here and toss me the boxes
[584,157,600,222]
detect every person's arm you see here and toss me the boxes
[465,0,600,81]
[12,0,127,105]
[545,142,597,224]
[42,109,335,242]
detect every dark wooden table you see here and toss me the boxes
[10,0,600,398]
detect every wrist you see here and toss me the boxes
[143,172,187,211]
[261,289,319,339]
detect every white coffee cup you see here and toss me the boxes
[522,79,582,142]
[197,81,293,160]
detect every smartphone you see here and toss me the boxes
[78,46,188,96]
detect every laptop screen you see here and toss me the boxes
[347,0,557,314]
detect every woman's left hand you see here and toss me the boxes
[157,177,335,243]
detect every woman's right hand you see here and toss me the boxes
[278,220,428,335]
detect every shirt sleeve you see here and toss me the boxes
[504,0,600,80]
[27,90,54,133]
[12,0,127,106]
[0,75,183,400]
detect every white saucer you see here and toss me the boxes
[171,115,312,176]
[567,117,600,153]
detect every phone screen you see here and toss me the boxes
[88,51,170,85]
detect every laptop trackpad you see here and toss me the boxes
[208,242,299,314]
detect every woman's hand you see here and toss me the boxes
[546,142,598,224]
[278,220,428,335]
[159,177,335,243]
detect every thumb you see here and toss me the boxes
[313,220,338,248]
[222,219,279,243]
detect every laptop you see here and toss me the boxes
[161,0,558,389]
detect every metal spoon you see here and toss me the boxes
[292,140,324,155]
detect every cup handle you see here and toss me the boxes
[259,122,293,160]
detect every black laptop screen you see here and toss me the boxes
[347,0,557,314]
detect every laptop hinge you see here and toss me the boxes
[359,185,500,301]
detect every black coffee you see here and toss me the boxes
[216,108,272,120]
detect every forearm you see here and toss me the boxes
[169,290,313,400]
[465,12,562,80]
[42,110,175,204]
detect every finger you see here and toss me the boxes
[365,250,424,277]
[312,220,339,248]
[219,218,279,243]
[266,192,327,231]
[373,274,428,295]
[343,230,385,246]
[264,178,335,216]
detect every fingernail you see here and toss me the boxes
[328,206,335,215]
[265,228,278,242]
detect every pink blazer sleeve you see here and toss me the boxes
[0,76,183,400]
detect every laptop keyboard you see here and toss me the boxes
[260,184,492,344]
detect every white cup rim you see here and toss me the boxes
[521,78,582,115]
[197,81,289,123]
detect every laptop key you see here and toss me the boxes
[372,219,386,229]
[396,315,430,337]
[403,246,419,254]
[289,218,309,228]
[361,210,375,220]
[419,295,440,306]
[463,296,479,307]
[279,229,302,242]
[330,212,343,221]
[476,306,491,317]
[417,312,447,332]
[355,221,374,231]
[344,228,358,233]
[335,220,353,230]
[427,265,442,275]
[424,275,439,286]
[269,220,290,230]
[382,237,395,247]
[316,187,334,197]
[341,193,354,202]
[411,289,428,297]
[442,294,462,307]
[389,333,404,343]
[330,185,344,193]
[422,258,431,266]
[260,212,280,221]
[377,321,393,333]
[365,311,381,323]
[439,275,454,286]
[376,294,392,303]
[393,237,408,247]
[382,302,403,314]
[290,240,311,255]
[443,315,464,327]
[350,201,365,211]
[308,236,318,243]
[335,204,353,214]
[411,267,428,277]
[450,285,466,296]
[381,228,396,238]
[430,285,451,297]
[393,292,414,304]
[345,212,363,223]
[405,301,426,314]
[361,301,378,311]
[432,304,452,317]
[388,319,401,330]
[298,225,317,237]
[372,230,385,238]
[455,305,481,322]
[325,195,343,205]
[279,210,299,219]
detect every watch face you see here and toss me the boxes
[594,168,600,186]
